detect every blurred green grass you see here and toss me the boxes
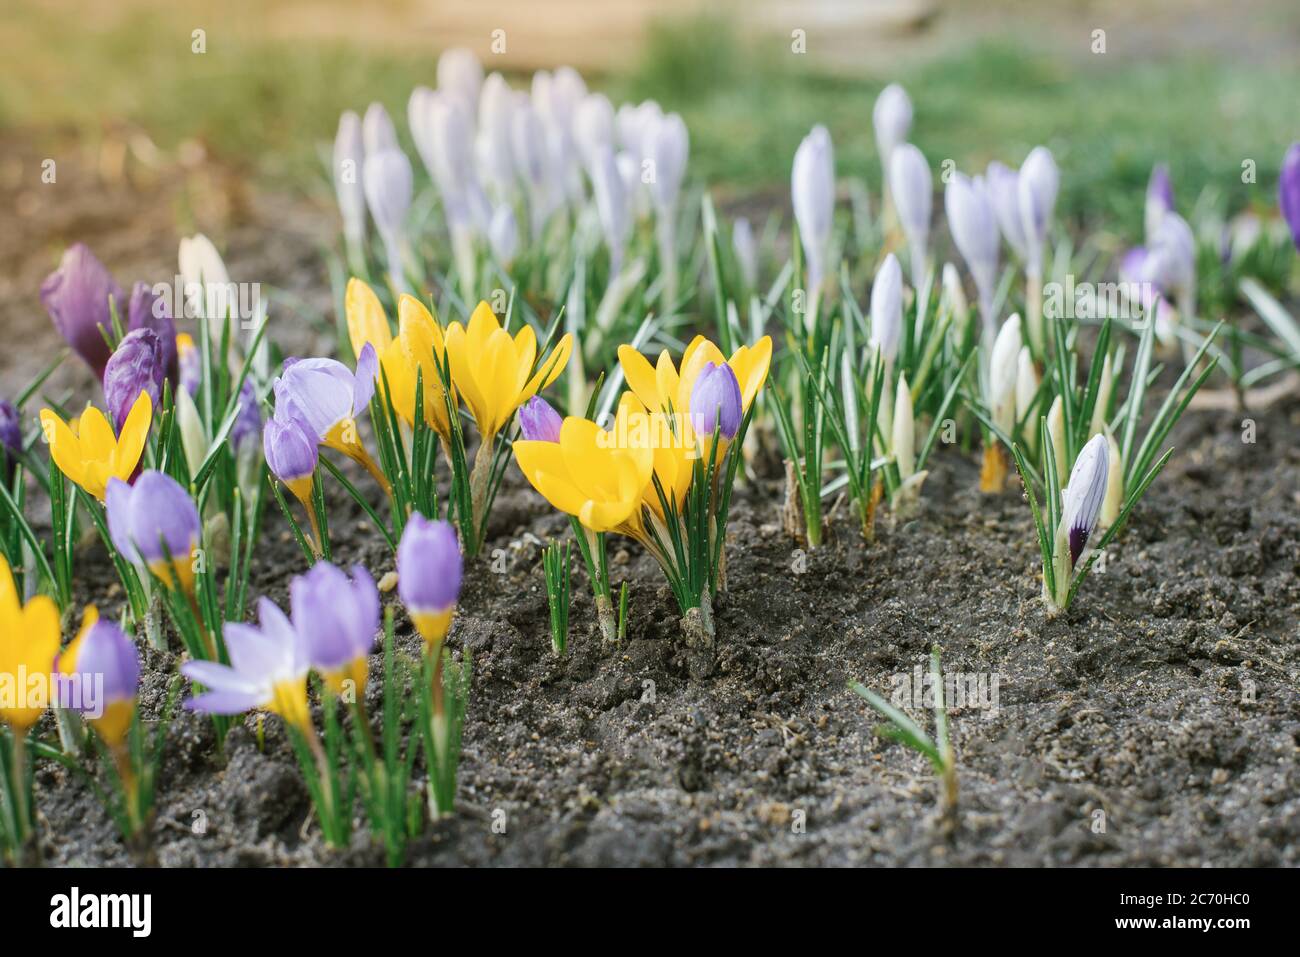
[3,4,1296,235]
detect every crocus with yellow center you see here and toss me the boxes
[445,301,573,441]
[106,471,201,596]
[345,279,454,442]
[57,610,140,749]
[40,390,152,502]
[617,334,771,421]
[292,561,379,696]
[397,514,463,649]
[0,554,61,733]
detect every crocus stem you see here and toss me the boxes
[185,589,218,662]
[351,447,393,497]
[302,723,336,832]
[468,432,496,550]
[656,214,678,310]
[292,488,324,558]
[112,744,141,834]
[11,729,29,846]
[579,526,616,643]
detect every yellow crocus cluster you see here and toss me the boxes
[39,391,152,501]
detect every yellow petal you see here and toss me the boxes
[111,391,153,484]
[729,336,773,411]
[618,345,665,413]
[78,406,116,464]
[0,553,17,619]
[513,439,589,518]
[346,278,392,360]
[41,409,85,491]
[480,327,521,437]
[512,324,538,397]
[445,321,489,438]
[520,333,572,403]
[655,350,681,413]
[467,301,501,353]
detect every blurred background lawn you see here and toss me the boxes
[3,0,1298,236]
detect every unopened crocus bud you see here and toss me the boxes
[363,148,413,288]
[989,314,1022,435]
[646,112,689,214]
[488,204,519,265]
[941,262,969,326]
[175,386,207,477]
[518,395,563,443]
[334,110,367,254]
[41,243,125,376]
[398,514,463,647]
[127,281,178,383]
[1145,163,1174,240]
[292,561,379,695]
[1046,396,1066,483]
[0,401,20,459]
[1279,142,1300,251]
[1015,346,1039,450]
[1142,212,1195,303]
[892,373,914,481]
[103,329,165,434]
[1060,433,1109,565]
[178,234,231,322]
[437,48,484,112]
[732,217,758,290]
[872,84,912,177]
[1090,353,1114,437]
[1100,430,1123,528]
[869,253,903,366]
[592,145,630,273]
[987,161,1028,261]
[690,361,743,441]
[574,93,615,173]
[106,471,201,594]
[792,125,835,294]
[1018,146,1058,276]
[946,172,1000,336]
[176,333,201,396]
[477,73,516,194]
[58,617,139,748]
[362,101,399,155]
[890,143,932,286]
[264,414,319,505]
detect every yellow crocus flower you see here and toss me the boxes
[609,392,696,523]
[617,335,772,420]
[0,554,61,732]
[445,301,573,440]
[39,391,152,501]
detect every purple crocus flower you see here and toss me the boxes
[518,395,563,442]
[0,400,20,458]
[106,471,201,593]
[946,172,1000,335]
[1145,163,1174,240]
[230,377,262,453]
[1061,433,1109,565]
[40,243,126,376]
[57,619,140,747]
[271,346,377,445]
[181,596,312,733]
[291,561,380,693]
[1280,142,1300,251]
[397,513,462,646]
[263,413,318,497]
[127,281,178,384]
[690,361,742,441]
[103,329,165,433]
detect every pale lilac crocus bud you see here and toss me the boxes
[987,161,1028,261]
[946,172,1001,337]
[1142,212,1195,305]
[518,395,562,443]
[645,112,689,215]
[1018,146,1058,276]
[334,110,367,258]
[1061,433,1109,565]
[57,619,140,747]
[477,73,517,195]
[732,216,758,290]
[103,329,165,434]
[362,101,399,155]
[1279,142,1300,251]
[437,48,484,113]
[574,93,615,174]
[1145,163,1174,240]
[890,143,932,287]
[40,243,125,376]
[512,100,553,237]
[263,413,318,503]
[363,149,413,290]
[792,125,835,295]
[292,561,380,694]
[988,314,1022,435]
[106,471,201,593]
[690,361,742,441]
[126,282,177,383]
[592,145,630,273]
[869,253,903,366]
[178,234,231,322]
[398,514,463,647]
[488,204,519,265]
[872,84,912,178]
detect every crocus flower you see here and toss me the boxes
[1145,163,1174,240]
[0,553,60,733]
[518,395,563,443]
[334,110,367,258]
[291,562,379,694]
[181,596,312,734]
[574,92,615,173]
[645,111,689,216]
[617,335,772,423]
[1279,142,1300,251]
[397,514,463,647]
[872,84,912,186]
[363,148,414,289]
[437,47,484,112]
[127,282,178,383]
[488,204,519,265]
[40,243,125,376]
[103,329,165,433]
[40,391,152,501]
[890,143,932,287]
[732,217,758,290]
[362,101,399,155]
[346,280,454,442]
[178,234,231,322]
[444,302,573,440]
[57,615,140,748]
[230,377,262,453]
[272,347,388,490]
[987,161,1028,262]
[980,314,1022,493]
[1060,433,1109,565]
[1142,212,1196,304]
[0,400,20,460]
[1015,346,1040,453]
[476,73,517,195]
[690,361,743,445]
[107,471,201,594]
[263,413,320,534]
[792,125,835,295]
[1018,146,1058,277]
[176,333,201,395]
[946,172,1001,337]
[869,253,903,366]
[592,145,631,272]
